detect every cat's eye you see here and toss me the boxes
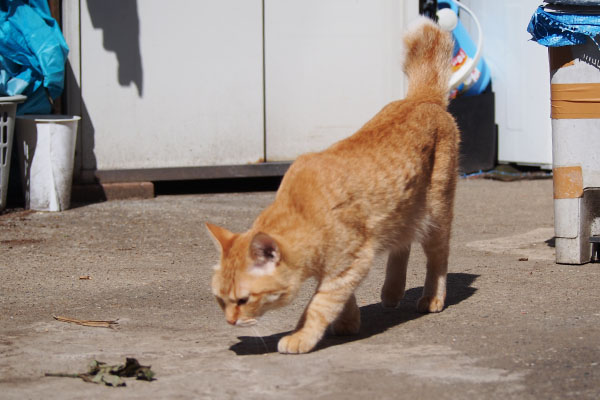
[237,298,248,306]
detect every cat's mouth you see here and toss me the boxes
[235,318,258,327]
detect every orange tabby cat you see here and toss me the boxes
[206,17,459,354]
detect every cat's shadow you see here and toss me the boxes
[229,272,479,355]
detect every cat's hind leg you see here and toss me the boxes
[381,246,410,308]
[417,230,449,313]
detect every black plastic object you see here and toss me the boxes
[448,89,497,174]
[420,0,438,21]
[590,236,600,263]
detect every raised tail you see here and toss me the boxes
[403,16,454,108]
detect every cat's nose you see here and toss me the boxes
[226,318,237,325]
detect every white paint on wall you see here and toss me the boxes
[68,1,418,172]
[79,0,265,170]
[264,0,418,161]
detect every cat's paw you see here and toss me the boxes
[381,294,401,309]
[277,332,319,354]
[417,295,445,313]
[381,286,404,309]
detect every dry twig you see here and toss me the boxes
[52,315,119,329]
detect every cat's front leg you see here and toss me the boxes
[278,328,321,354]
[277,289,347,354]
[277,298,359,352]
[278,249,373,354]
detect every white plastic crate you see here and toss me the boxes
[0,95,26,212]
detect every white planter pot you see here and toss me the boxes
[15,115,81,211]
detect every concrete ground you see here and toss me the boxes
[1,178,599,399]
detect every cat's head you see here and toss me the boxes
[206,223,300,327]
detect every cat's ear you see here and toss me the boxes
[205,223,235,254]
[248,232,280,275]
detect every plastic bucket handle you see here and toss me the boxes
[444,1,484,91]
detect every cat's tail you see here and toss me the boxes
[403,16,454,108]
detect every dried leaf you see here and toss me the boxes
[97,372,125,387]
[46,358,155,387]
[119,358,155,381]
[136,366,156,381]
[79,275,92,280]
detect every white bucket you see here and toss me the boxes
[15,115,81,212]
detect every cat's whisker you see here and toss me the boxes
[250,325,269,353]
[236,318,257,327]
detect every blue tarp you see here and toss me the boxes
[527,5,600,47]
[0,0,69,114]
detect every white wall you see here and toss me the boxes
[65,0,418,177]
[461,0,553,167]
[265,0,418,160]
[76,0,265,172]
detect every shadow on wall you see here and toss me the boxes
[65,61,97,184]
[86,0,144,97]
